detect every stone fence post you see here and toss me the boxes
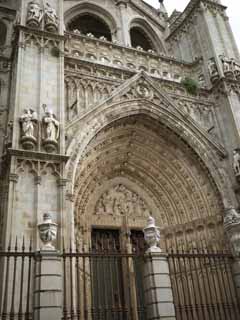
[34,213,63,320]
[143,216,176,320]
[34,252,63,320]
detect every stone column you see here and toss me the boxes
[34,252,63,320]
[115,0,131,46]
[34,213,63,320]
[143,217,176,320]
[224,207,240,302]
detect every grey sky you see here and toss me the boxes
[146,0,240,50]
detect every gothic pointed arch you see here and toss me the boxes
[129,18,165,53]
[65,73,236,251]
[64,2,117,41]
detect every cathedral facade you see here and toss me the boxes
[1,0,240,319]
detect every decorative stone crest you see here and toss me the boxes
[95,184,150,217]
[19,109,38,150]
[143,216,161,253]
[38,213,58,251]
[208,58,219,83]
[26,1,43,28]
[44,2,58,32]
[136,83,152,99]
[224,207,240,256]
[42,104,59,153]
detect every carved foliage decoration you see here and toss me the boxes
[95,184,150,218]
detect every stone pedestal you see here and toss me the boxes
[34,252,62,320]
[144,253,176,320]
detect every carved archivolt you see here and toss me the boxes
[95,184,150,217]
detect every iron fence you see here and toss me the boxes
[62,247,147,320]
[168,248,240,320]
[0,239,35,320]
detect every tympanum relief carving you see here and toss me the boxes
[95,184,150,218]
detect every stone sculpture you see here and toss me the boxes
[220,55,233,75]
[42,105,59,153]
[38,213,58,251]
[44,2,58,32]
[143,216,161,253]
[233,149,240,178]
[224,207,240,256]
[19,109,38,149]
[208,58,219,82]
[26,1,43,28]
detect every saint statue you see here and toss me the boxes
[44,3,58,32]
[26,1,43,26]
[19,109,38,138]
[42,105,59,142]
[233,149,240,175]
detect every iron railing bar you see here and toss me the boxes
[62,245,68,320]
[1,243,11,320]
[207,250,224,320]
[9,242,18,320]
[214,252,232,320]
[177,249,191,320]
[76,250,81,320]
[184,249,201,320]
[181,249,195,320]
[196,247,214,320]
[169,251,183,320]
[25,243,32,320]
[18,248,25,320]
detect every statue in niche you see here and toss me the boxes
[44,2,58,32]
[26,1,43,28]
[19,109,38,150]
[42,104,59,153]
[208,58,219,82]
[233,149,240,179]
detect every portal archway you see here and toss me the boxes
[72,114,226,251]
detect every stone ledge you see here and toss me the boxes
[5,148,69,162]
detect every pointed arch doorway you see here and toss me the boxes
[73,114,225,252]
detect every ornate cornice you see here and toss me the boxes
[5,148,69,163]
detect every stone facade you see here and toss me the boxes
[0,0,240,257]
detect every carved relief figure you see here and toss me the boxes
[220,55,233,75]
[233,149,240,176]
[44,3,58,32]
[26,1,43,28]
[95,184,150,218]
[208,58,219,81]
